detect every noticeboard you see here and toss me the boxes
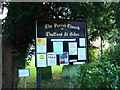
[18,69,30,78]
[35,19,88,67]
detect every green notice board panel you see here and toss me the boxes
[35,19,88,67]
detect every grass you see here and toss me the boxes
[26,59,36,78]
[52,65,63,79]
[18,77,70,88]
[18,58,70,88]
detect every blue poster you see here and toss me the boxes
[59,52,69,65]
[53,42,63,54]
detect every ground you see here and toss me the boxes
[18,58,70,88]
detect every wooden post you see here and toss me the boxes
[36,67,41,88]
[23,77,26,88]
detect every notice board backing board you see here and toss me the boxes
[35,19,88,67]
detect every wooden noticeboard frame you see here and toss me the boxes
[35,19,88,67]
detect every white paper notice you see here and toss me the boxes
[69,42,77,55]
[47,53,57,66]
[70,59,77,62]
[53,42,63,54]
[51,39,76,41]
[37,45,46,53]
[79,38,86,46]
[37,54,47,67]
[18,69,30,78]
[78,48,86,60]
[73,62,85,65]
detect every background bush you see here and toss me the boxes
[72,61,120,89]
[103,44,120,66]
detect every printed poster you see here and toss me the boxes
[59,52,69,65]
[78,48,86,60]
[79,38,86,46]
[37,45,46,53]
[37,54,47,67]
[36,38,47,53]
[37,38,46,45]
[47,53,57,66]
[69,42,77,55]
[53,42,63,54]
[18,69,30,78]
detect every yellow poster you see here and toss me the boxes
[37,38,46,45]
[37,54,47,67]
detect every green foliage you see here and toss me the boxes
[88,44,98,63]
[72,61,120,89]
[73,44,120,89]
[103,44,120,66]
[106,29,119,44]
